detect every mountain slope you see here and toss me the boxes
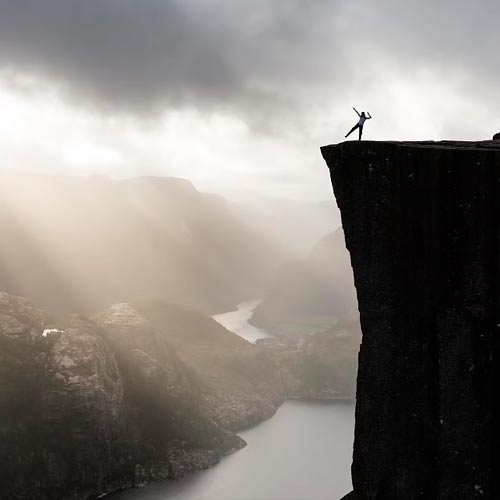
[251,228,357,336]
[131,299,298,430]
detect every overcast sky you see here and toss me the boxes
[0,0,498,200]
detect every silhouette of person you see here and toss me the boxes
[345,107,372,140]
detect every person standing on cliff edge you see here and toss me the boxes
[345,107,372,140]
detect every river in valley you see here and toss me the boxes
[212,300,271,343]
[112,301,355,500]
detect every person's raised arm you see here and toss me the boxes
[353,107,361,117]
[367,112,372,119]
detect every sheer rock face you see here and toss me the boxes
[321,141,500,500]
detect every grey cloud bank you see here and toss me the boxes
[0,0,497,128]
[0,0,498,202]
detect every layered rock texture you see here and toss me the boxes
[322,140,500,500]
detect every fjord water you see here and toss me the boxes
[112,303,354,500]
[212,299,271,343]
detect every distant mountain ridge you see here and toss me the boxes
[251,228,358,336]
[0,172,283,315]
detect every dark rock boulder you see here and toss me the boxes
[322,140,500,500]
[494,132,500,140]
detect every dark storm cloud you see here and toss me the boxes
[0,0,498,121]
[352,1,500,76]
[0,0,235,113]
[0,0,353,121]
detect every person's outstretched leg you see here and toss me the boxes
[358,125,363,140]
[345,125,359,138]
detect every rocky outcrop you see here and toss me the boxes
[494,132,500,140]
[322,141,500,500]
[0,293,243,500]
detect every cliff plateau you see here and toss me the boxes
[322,140,500,500]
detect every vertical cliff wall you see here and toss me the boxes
[321,141,500,500]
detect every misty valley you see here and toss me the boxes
[0,172,359,500]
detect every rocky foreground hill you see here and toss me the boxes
[0,291,359,499]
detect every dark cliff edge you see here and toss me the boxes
[321,141,500,500]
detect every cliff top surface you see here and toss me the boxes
[323,136,500,500]
[322,139,500,154]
